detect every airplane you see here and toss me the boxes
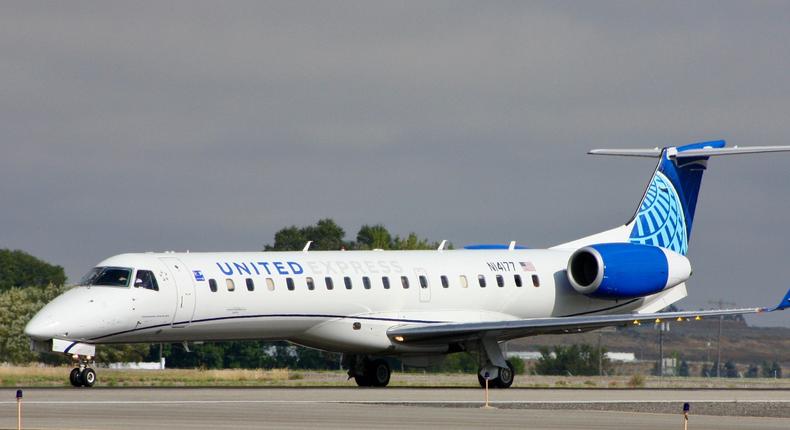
[25,140,790,388]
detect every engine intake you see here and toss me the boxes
[567,243,691,299]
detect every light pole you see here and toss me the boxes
[708,300,736,378]
[655,321,669,377]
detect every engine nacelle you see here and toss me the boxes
[567,243,691,299]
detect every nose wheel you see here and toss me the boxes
[69,367,97,387]
[68,356,97,387]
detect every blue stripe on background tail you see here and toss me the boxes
[628,140,726,255]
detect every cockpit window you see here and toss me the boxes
[79,267,132,287]
[134,270,159,291]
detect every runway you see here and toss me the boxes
[2,388,789,430]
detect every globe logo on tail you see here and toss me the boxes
[629,171,688,255]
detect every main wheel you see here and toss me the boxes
[494,361,515,389]
[369,359,391,387]
[80,367,97,387]
[69,368,82,387]
[354,374,372,387]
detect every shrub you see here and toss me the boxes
[627,374,645,388]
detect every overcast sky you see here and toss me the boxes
[2,1,790,327]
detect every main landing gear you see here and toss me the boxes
[477,360,515,389]
[344,355,391,387]
[69,356,97,387]
[476,337,516,389]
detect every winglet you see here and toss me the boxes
[772,288,790,311]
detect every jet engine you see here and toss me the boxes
[567,243,691,299]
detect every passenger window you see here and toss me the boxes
[325,277,334,290]
[245,278,254,291]
[459,275,468,288]
[532,274,540,287]
[134,270,159,291]
[401,276,410,289]
[441,275,449,288]
[306,277,315,291]
[209,278,217,292]
[478,275,486,288]
[419,275,428,289]
[344,276,352,289]
[363,276,371,289]
[514,274,523,287]
[496,274,504,288]
[226,279,235,291]
[286,278,295,291]
[266,278,275,291]
[382,276,390,289]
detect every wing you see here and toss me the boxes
[388,288,790,345]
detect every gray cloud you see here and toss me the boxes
[2,1,789,326]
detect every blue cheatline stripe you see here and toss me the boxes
[88,314,447,341]
[86,302,649,343]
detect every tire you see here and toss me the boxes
[69,368,82,387]
[354,374,372,387]
[80,367,97,387]
[495,361,515,389]
[369,359,391,387]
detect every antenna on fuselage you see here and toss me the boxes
[302,241,312,253]
[437,240,448,251]
[508,241,517,251]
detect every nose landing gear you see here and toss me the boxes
[69,356,97,387]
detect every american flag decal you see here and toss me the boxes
[520,261,536,272]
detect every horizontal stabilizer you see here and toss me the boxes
[673,145,790,158]
[588,148,662,157]
[589,145,790,158]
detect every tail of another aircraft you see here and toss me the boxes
[554,140,790,254]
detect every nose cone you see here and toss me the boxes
[25,303,65,340]
[25,286,135,342]
[24,287,86,341]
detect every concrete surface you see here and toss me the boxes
[1,387,788,429]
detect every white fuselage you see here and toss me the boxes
[27,249,654,355]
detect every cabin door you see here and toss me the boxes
[160,257,196,328]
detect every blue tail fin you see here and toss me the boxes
[627,140,726,255]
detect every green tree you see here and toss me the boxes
[761,361,783,378]
[0,249,66,291]
[265,219,349,251]
[356,224,393,250]
[509,356,526,375]
[533,344,610,376]
[724,361,739,378]
[97,344,152,364]
[391,233,436,250]
[678,360,690,377]
[0,284,66,363]
[430,352,479,373]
